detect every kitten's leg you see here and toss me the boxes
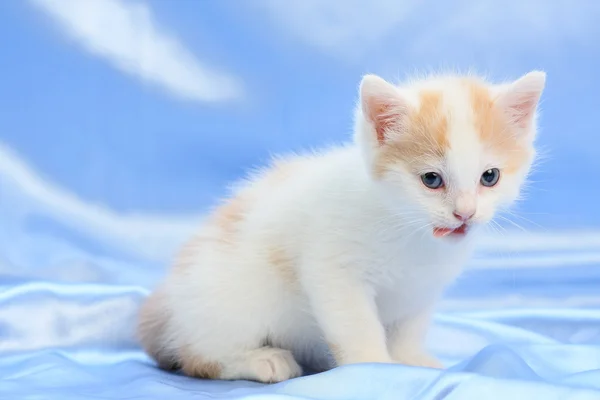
[165,281,303,382]
[170,305,303,383]
[387,309,443,369]
[140,284,302,383]
[303,268,392,366]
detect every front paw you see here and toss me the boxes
[393,352,443,369]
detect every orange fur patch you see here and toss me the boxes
[375,90,448,176]
[179,346,222,379]
[171,234,205,273]
[264,158,299,186]
[268,245,298,287]
[214,196,247,238]
[327,342,344,365]
[466,80,530,174]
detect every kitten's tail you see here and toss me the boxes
[137,286,179,370]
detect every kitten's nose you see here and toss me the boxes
[453,210,474,221]
[454,193,476,222]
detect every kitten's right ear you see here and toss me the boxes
[360,75,409,145]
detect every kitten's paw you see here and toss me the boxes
[252,348,303,383]
[232,347,302,383]
[394,352,444,369]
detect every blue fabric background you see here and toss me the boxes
[2,0,600,398]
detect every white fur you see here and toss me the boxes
[139,72,545,383]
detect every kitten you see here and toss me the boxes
[138,71,545,383]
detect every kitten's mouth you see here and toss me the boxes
[433,224,468,238]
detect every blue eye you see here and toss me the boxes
[481,168,500,187]
[421,172,444,189]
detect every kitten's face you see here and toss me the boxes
[356,72,545,239]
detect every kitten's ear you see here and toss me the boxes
[360,75,410,145]
[495,71,546,132]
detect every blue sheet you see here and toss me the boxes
[2,254,600,399]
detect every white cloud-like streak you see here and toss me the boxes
[256,0,600,60]
[0,143,202,263]
[257,0,418,55]
[30,0,242,102]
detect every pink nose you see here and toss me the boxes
[453,210,474,221]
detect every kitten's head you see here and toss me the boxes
[354,71,545,239]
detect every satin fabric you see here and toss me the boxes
[1,238,600,399]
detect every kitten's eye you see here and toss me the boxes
[421,172,444,189]
[480,168,500,187]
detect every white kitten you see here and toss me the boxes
[138,71,545,383]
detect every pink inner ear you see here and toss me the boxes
[360,75,409,146]
[367,101,404,145]
[497,71,545,131]
[503,94,539,130]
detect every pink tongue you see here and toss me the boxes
[433,227,453,237]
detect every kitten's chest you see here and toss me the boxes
[371,241,469,323]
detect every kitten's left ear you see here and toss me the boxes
[495,70,546,132]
